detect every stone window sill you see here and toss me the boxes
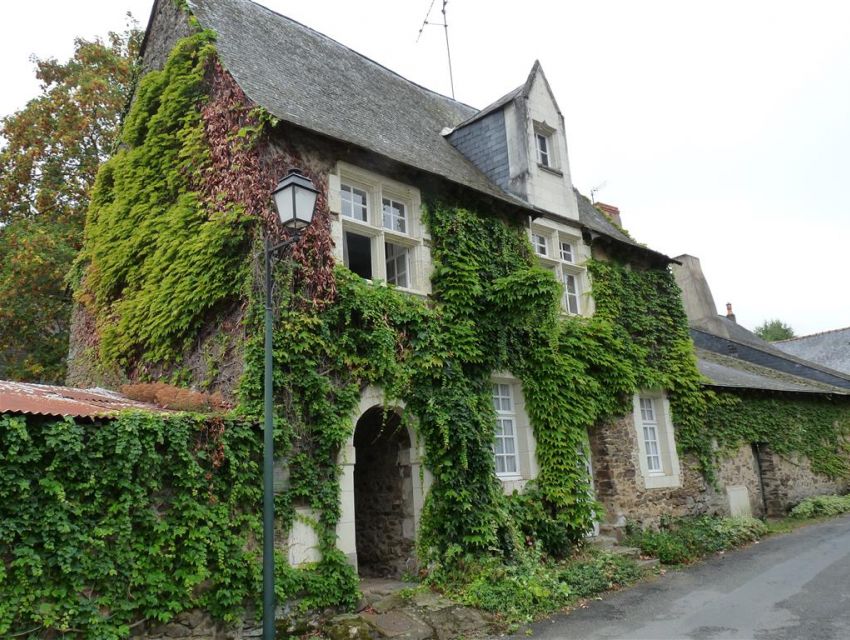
[537,163,564,177]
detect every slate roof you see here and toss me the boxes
[0,381,168,418]
[180,0,673,264]
[690,316,850,384]
[189,0,531,210]
[774,327,850,376]
[696,349,850,395]
[450,85,523,132]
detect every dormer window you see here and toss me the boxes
[533,121,558,171]
[536,133,551,167]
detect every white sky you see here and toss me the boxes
[2,0,849,336]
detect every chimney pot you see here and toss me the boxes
[726,302,736,323]
[594,202,622,228]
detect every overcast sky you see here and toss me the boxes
[2,0,849,336]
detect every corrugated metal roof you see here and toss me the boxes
[0,381,167,418]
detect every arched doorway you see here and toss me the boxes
[353,405,416,578]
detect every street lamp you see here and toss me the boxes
[263,168,319,640]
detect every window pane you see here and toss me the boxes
[560,242,574,262]
[495,456,506,474]
[341,184,368,222]
[385,243,409,288]
[532,234,547,256]
[382,198,407,233]
[503,455,517,473]
[537,134,550,166]
[344,231,372,279]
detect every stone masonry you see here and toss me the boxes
[590,412,849,526]
[353,407,416,578]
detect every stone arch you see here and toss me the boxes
[336,386,429,576]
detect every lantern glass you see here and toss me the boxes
[272,169,319,230]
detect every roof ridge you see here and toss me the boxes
[207,0,479,113]
[690,327,850,382]
[774,325,850,343]
[695,348,850,395]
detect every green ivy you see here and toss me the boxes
[0,412,263,636]
[699,392,850,479]
[77,31,251,367]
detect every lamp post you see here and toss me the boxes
[264,168,319,640]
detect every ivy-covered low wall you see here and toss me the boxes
[704,391,850,479]
[0,412,261,637]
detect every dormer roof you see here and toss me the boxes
[185,0,531,211]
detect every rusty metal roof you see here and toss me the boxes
[0,381,167,418]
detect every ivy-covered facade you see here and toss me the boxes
[5,0,842,635]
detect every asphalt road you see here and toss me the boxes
[515,513,850,640]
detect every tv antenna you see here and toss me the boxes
[416,0,456,99]
[590,181,608,204]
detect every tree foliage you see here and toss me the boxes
[753,318,795,342]
[0,23,141,382]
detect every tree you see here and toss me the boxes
[754,318,796,342]
[0,21,141,382]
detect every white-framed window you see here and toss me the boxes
[639,397,662,473]
[531,223,586,316]
[633,393,682,489]
[533,121,558,171]
[341,183,368,222]
[331,164,429,294]
[536,132,551,167]
[492,382,519,477]
[532,233,548,257]
[562,272,580,315]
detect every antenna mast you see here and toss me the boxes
[417,0,456,98]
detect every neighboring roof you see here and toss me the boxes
[696,348,850,395]
[189,0,532,211]
[692,316,850,381]
[774,326,850,376]
[0,381,166,418]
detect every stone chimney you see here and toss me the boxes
[594,202,622,227]
[670,254,719,324]
[726,303,736,323]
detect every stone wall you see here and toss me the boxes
[757,445,849,516]
[137,607,331,639]
[589,414,766,526]
[590,412,850,526]
[590,414,721,527]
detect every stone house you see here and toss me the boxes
[68,0,849,582]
